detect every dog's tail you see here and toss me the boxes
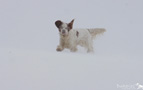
[88,28,106,39]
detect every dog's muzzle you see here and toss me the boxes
[62,30,65,34]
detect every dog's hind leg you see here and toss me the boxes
[86,39,94,53]
[87,45,94,53]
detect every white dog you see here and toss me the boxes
[55,19,106,53]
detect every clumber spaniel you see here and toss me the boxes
[55,19,106,53]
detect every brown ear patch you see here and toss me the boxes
[68,19,74,29]
[55,20,63,28]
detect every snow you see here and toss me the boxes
[0,0,143,90]
[0,48,143,90]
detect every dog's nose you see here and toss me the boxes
[62,30,65,33]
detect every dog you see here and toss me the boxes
[55,19,106,53]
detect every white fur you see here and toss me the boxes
[55,20,106,53]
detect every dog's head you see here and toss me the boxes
[55,19,74,36]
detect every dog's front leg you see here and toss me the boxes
[56,39,64,52]
[70,43,77,52]
[70,47,77,52]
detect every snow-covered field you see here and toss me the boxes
[0,0,143,90]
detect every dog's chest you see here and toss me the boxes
[61,36,71,48]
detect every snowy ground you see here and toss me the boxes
[0,48,143,90]
[0,0,143,90]
[0,47,143,90]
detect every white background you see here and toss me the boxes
[0,0,143,90]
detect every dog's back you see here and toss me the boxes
[71,28,106,40]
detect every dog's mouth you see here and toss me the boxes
[61,32,67,36]
[61,33,67,36]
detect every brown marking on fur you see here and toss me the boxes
[58,29,61,32]
[76,31,79,37]
[68,19,74,29]
[55,20,62,28]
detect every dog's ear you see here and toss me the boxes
[55,20,63,28]
[68,19,74,29]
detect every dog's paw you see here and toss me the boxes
[70,48,77,52]
[56,48,62,51]
[56,46,63,52]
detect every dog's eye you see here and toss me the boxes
[66,28,70,31]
